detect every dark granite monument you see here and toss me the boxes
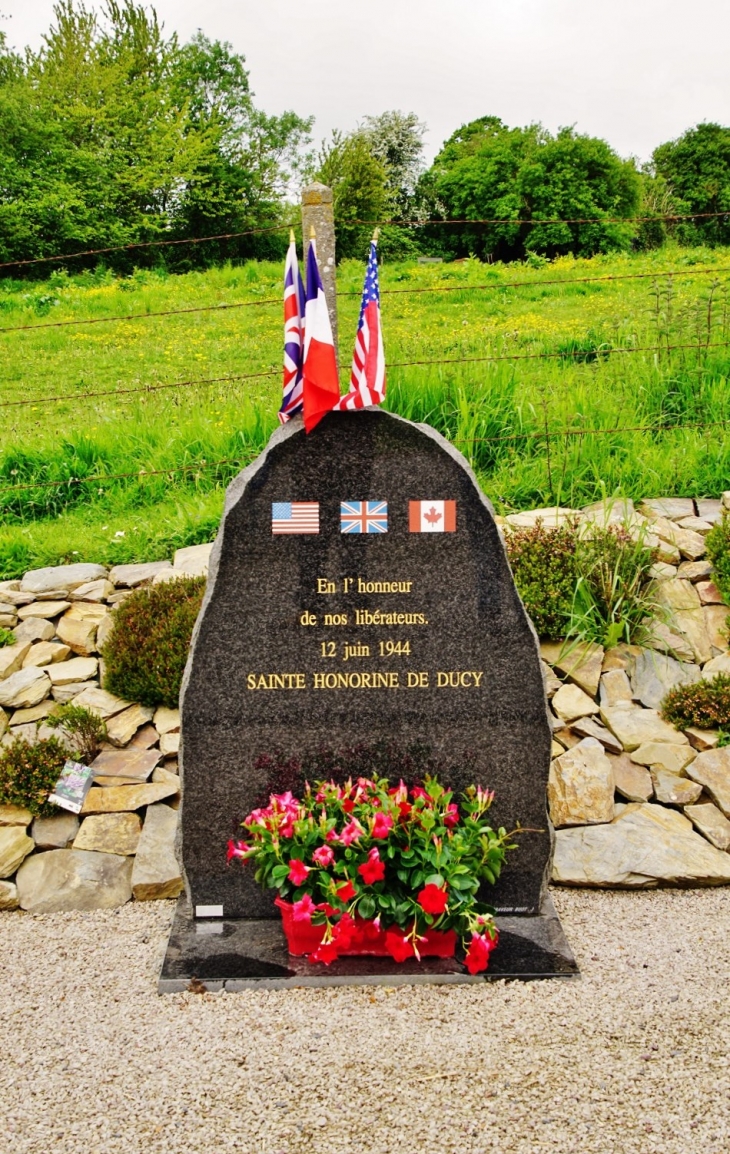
[161,409,577,990]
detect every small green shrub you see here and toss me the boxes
[706,514,730,603]
[505,519,657,644]
[45,704,106,764]
[0,736,69,817]
[0,627,16,647]
[505,520,579,639]
[571,525,657,648]
[102,576,205,708]
[662,673,730,730]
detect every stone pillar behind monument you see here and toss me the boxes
[161,410,578,989]
[301,182,338,359]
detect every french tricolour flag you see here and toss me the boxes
[279,233,305,424]
[302,238,340,432]
[332,239,385,412]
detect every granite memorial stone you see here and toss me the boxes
[179,410,555,923]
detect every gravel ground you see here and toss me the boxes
[1,888,729,1154]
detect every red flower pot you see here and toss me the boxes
[275,898,457,959]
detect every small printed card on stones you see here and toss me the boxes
[48,760,95,814]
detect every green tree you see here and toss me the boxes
[360,110,425,219]
[0,1,312,271]
[652,122,730,247]
[420,117,641,261]
[316,129,389,260]
[170,33,312,264]
[315,112,426,261]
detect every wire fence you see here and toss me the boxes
[1,207,729,271]
[2,232,730,515]
[0,416,727,499]
[2,263,730,338]
[3,340,730,412]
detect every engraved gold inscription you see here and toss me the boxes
[313,671,400,689]
[354,610,428,626]
[316,577,413,594]
[436,671,484,688]
[246,673,306,690]
[245,671,485,691]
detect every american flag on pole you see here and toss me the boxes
[278,232,305,423]
[340,500,388,534]
[332,239,385,411]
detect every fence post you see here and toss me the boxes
[301,182,338,364]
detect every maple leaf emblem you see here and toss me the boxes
[424,506,442,525]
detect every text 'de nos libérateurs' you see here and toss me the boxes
[246,574,483,692]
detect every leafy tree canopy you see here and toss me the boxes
[0,1,312,271]
[314,111,425,261]
[420,116,642,261]
[652,122,730,247]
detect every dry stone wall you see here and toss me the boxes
[2,494,730,913]
[497,496,730,888]
[0,543,211,912]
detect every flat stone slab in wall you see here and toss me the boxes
[15,849,133,912]
[0,827,34,877]
[553,803,730,887]
[131,804,183,900]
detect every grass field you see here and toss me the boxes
[2,243,730,578]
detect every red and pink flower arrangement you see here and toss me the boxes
[228,774,515,973]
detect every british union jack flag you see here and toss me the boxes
[279,232,305,423]
[340,500,388,534]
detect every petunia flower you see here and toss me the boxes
[444,803,460,828]
[332,912,356,950]
[226,839,250,864]
[313,845,335,867]
[287,859,310,885]
[384,928,415,963]
[464,931,498,974]
[340,819,364,846]
[389,780,408,802]
[371,812,393,839]
[358,847,386,885]
[310,941,340,965]
[417,883,449,916]
[292,894,317,922]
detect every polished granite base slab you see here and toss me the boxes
[158,893,579,992]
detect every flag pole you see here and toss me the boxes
[372,228,380,244]
[289,229,296,245]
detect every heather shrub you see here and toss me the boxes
[102,576,205,708]
[661,673,730,730]
[505,519,657,644]
[0,736,69,817]
[45,704,107,763]
[706,513,730,603]
[505,521,579,639]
